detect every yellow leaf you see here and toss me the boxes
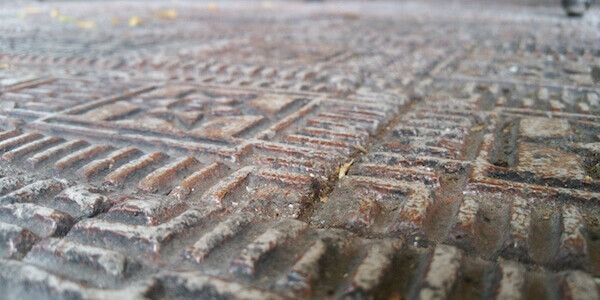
[25,6,41,14]
[50,9,59,18]
[59,15,75,23]
[156,9,177,19]
[129,16,142,27]
[77,21,96,29]
[208,3,217,11]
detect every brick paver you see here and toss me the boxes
[0,1,600,299]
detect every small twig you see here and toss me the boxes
[338,159,355,179]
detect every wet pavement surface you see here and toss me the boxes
[1,1,600,299]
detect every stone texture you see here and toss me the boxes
[0,1,599,299]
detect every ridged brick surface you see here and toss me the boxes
[0,1,599,299]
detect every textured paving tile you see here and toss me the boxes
[0,0,599,299]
